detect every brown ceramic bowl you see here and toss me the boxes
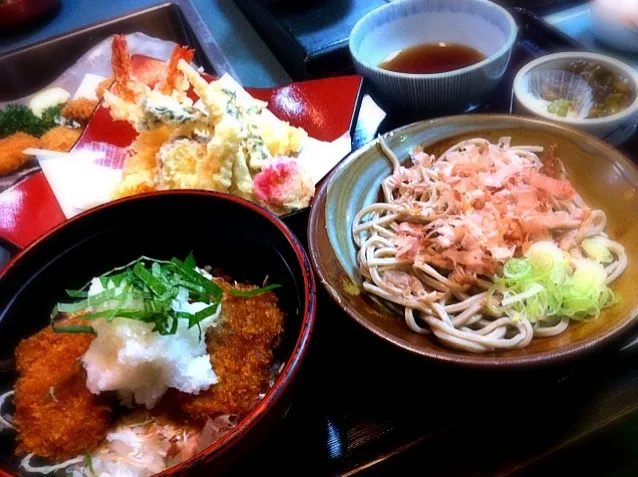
[308,114,638,368]
[0,0,59,28]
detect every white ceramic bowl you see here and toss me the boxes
[349,0,517,116]
[591,0,638,54]
[513,52,638,146]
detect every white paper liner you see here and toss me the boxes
[0,33,180,108]
[27,148,124,218]
[31,129,351,219]
[527,69,594,119]
[0,33,184,194]
[3,33,353,217]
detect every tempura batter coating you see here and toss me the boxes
[96,77,115,100]
[112,126,171,198]
[178,280,285,420]
[14,323,112,460]
[0,132,40,176]
[41,126,81,152]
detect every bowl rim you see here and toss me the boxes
[0,189,316,475]
[0,0,59,25]
[348,0,518,79]
[513,51,638,126]
[308,113,638,368]
[0,0,57,10]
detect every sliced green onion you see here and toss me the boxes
[501,283,545,307]
[582,238,614,264]
[490,241,619,325]
[503,259,532,281]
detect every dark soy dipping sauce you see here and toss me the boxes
[379,42,486,74]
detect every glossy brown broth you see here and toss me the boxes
[379,42,486,74]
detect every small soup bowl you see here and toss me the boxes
[349,0,517,117]
[513,52,638,146]
[0,0,59,28]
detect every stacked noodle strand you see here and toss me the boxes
[353,137,627,353]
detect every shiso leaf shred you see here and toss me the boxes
[229,283,282,297]
[51,254,281,336]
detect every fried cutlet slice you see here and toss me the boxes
[0,132,40,177]
[61,98,99,125]
[40,126,81,152]
[14,323,112,460]
[178,280,285,420]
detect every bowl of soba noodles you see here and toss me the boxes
[309,114,638,367]
[0,190,315,475]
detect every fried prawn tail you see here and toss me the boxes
[159,45,196,95]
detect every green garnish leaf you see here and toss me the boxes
[66,289,89,298]
[133,261,167,296]
[184,252,196,269]
[170,257,223,301]
[0,103,64,138]
[0,104,44,138]
[83,453,96,476]
[51,255,222,337]
[51,255,283,337]
[52,324,96,335]
[229,283,282,297]
[57,301,91,314]
[151,262,162,278]
[41,104,64,131]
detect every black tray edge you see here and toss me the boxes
[0,0,236,80]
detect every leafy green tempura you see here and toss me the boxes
[51,253,281,337]
[0,104,64,138]
[487,241,619,324]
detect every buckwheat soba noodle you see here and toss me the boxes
[353,136,627,353]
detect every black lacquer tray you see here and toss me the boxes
[0,0,234,101]
[3,5,638,477]
[236,8,638,476]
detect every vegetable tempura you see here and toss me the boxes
[102,35,314,215]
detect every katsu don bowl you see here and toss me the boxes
[0,191,315,476]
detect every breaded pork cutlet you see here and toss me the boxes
[13,321,112,460]
[178,280,285,420]
[61,98,99,125]
[40,126,82,152]
[0,132,40,176]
